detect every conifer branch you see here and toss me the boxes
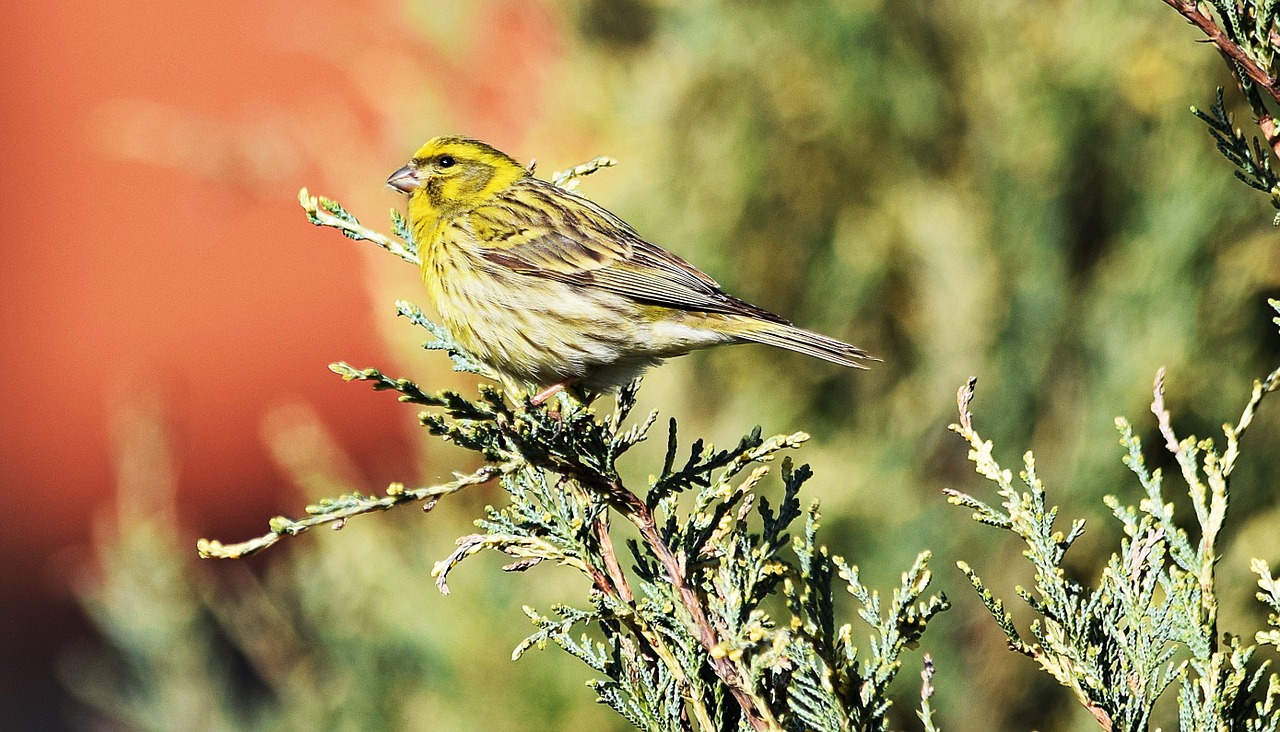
[197,170,945,731]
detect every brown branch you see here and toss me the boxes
[565,482,710,731]
[594,514,634,603]
[1086,701,1115,731]
[1258,112,1280,159]
[583,556,621,600]
[559,476,630,602]
[197,465,508,559]
[1161,0,1280,104]
[956,377,978,433]
[559,460,776,731]
[1151,368,1184,457]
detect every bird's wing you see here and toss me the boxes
[468,179,788,323]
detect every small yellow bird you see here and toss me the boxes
[387,136,872,403]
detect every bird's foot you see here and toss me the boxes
[527,376,586,406]
[530,380,573,407]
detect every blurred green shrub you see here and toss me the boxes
[532,1,1280,726]
[68,1,1280,730]
[949,332,1280,730]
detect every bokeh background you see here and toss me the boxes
[4,0,1279,729]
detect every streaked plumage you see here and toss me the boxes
[386,136,872,397]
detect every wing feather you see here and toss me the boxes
[469,177,787,323]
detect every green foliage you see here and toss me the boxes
[69,402,519,731]
[946,301,1280,730]
[1161,0,1280,218]
[70,3,1280,730]
[543,2,1280,725]
[192,174,947,731]
[1193,89,1280,215]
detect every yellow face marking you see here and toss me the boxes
[406,137,528,219]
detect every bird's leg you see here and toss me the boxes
[530,378,578,407]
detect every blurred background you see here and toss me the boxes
[4,0,1279,729]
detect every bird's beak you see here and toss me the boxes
[386,165,421,194]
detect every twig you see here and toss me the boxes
[594,514,634,604]
[1160,1,1280,104]
[555,457,778,731]
[1257,112,1280,160]
[1222,364,1280,475]
[434,533,588,595]
[957,376,978,433]
[297,188,420,265]
[197,464,510,559]
[918,655,940,732]
[1151,367,1183,457]
[551,156,618,189]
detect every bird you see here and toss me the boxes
[386,136,873,404]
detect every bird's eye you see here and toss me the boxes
[438,155,455,168]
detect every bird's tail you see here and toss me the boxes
[733,319,875,369]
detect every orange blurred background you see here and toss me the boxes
[0,1,559,727]
[14,2,1280,729]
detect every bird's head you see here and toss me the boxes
[387,136,528,215]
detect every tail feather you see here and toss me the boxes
[735,320,875,369]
